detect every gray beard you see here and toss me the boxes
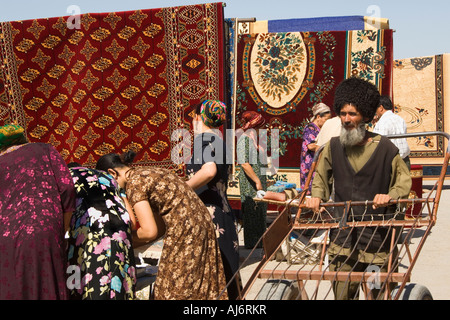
[339,122,367,147]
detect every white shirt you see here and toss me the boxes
[373,110,411,159]
[316,116,342,147]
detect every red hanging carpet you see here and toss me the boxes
[235,30,393,169]
[0,3,226,172]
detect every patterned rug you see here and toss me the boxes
[0,3,225,172]
[234,29,393,169]
[393,54,450,165]
[225,29,393,200]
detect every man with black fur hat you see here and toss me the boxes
[305,77,412,300]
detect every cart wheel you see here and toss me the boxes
[255,280,299,300]
[391,283,433,300]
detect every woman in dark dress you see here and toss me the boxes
[186,100,241,299]
[236,111,268,249]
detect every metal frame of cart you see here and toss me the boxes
[233,131,449,300]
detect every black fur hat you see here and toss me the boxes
[333,77,381,123]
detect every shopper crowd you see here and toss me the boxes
[0,77,413,300]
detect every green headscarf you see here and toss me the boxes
[0,124,26,149]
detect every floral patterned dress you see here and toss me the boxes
[300,122,320,193]
[186,132,240,299]
[67,167,136,300]
[0,143,76,300]
[126,167,228,300]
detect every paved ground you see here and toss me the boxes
[405,179,450,300]
[237,178,450,300]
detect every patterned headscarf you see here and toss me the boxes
[0,124,26,149]
[240,111,266,130]
[310,102,331,121]
[199,100,227,128]
[312,102,331,117]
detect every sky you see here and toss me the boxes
[0,0,448,60]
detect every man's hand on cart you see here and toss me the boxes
[372,194,393,209]
[304,197,322,213]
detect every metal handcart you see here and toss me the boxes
[233,131,449,300]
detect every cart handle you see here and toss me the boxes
[299,198,431,209]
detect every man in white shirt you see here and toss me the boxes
[373,95,411,170]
